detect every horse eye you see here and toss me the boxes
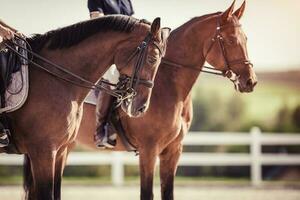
[227,38,238,45]
[147,55,158,65]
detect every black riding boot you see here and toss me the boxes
[0,122,9,147]
[94,84,116,149]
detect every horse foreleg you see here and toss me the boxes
[139,148,158,200]
[28,148,56,200]
[159,139,183,200]
[54,147,69,200]
[23,154,34,200]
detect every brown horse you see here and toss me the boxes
[77,1,257,200]
[0,15,169,200]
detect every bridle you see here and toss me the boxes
[112,32,165,102]
[203,15,253,79]
[162,14,253,81]
[3,32,164,102]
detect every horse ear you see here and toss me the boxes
[151,17,161,36]
[221,0,236,23]
[234,0,246,20]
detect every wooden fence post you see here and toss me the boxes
[250,127,262,186]
[111,152,124,186]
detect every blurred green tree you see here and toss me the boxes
[225,94,245,131]
[274,104,292,132]
[292,105,300,129]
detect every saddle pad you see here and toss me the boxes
[0,64,29,113]
[0,40,29,113]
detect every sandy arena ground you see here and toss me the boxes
[0,186,299,200]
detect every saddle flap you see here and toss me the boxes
[0,38,29,112]
[0,40,24,96]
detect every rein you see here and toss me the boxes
[161,59,225,76]
[3,33,159,102]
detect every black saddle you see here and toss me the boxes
[0,39,27,154]
[0,40,24,107]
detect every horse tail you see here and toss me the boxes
[23,154,33,197]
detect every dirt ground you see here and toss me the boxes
[1,185,299,200]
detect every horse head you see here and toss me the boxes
[205,0,257,92]
[114,18,170,117]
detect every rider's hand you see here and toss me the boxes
[90,11,104,19]
[0,25,14,40]
[15,31,25,38]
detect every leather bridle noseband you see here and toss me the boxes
[162,14,253,81]
[4,32,164,102]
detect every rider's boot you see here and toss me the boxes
[94,85,116,149]
[0,122,9,147]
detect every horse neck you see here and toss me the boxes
[40,32,129,102]
[160,17,216,100]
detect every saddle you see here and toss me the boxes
[0,42,22,107]
[0,39,28,154]
[0,38,29,113]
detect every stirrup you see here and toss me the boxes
[0,129,10,147]
[96,136,115,149]
[95,124,116,149]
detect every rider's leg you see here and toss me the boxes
[94,85,114,148]
[0,66,9,147]
[94,66,119,148]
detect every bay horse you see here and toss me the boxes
[0,15,170,200]
[77,1,257,200]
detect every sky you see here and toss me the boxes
[1,0,300,72]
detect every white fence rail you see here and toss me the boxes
[0,127,300,186]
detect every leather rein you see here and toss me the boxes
[162,15,253,80]
[3,33,162,102]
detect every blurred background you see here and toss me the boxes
[0,0,299,199]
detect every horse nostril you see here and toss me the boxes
[253,81,258,87]
[138,105,146,113]
[246,79,253,87]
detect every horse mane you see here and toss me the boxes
[188,11,242,27]
[27,15,147,51]
[193,12,222,22]
[174,12,222,32]
[189,12,223,27]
